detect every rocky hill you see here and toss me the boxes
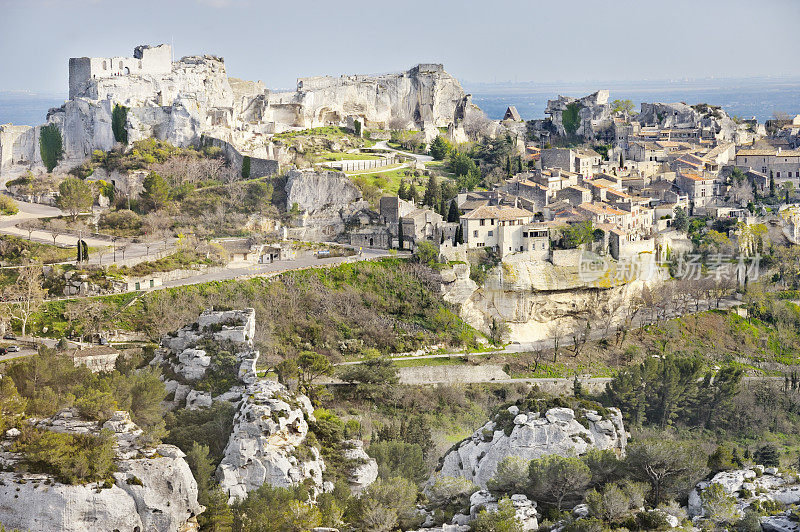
[0,45,471,175]
[0,409,202,532]
[151,307,376,502]
[437,405,626,488]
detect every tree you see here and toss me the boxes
[57,178,93,220]
[241,155,251,179]
[625,439,707,505]
[770,171,775,197]
[367,440,428,483]
[610,99,635,117]
[672,206,689,231]
[472,497,522,532]
[422,175,440,208]
[562,102,583,137]
[488,456,531,495]
[528,455,590,510]
[64,298,107,343]
[413,240,438,267]
[296,350,332,402]
[353,119,362,137]
[2,264,46,337]
[39,123,63,172]
[429,135,453,160]
[141,171,171,211]
[338,350,398,385]
[397,180,408,200]
[397,219,405,250]
[754,444,779,467]
[408,183,420,205]
[701,482,739,526]
[447,200,460,223]
[560,221,594,248]
[111,104,129,144]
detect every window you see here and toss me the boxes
[777,172,781,178]
[522,232,528,238]
[473,230,478,237]
[102,61,107,70]
[479,219,485,226]
[490,219,495,225]
[119,61,123,69]
[487,231,493,237]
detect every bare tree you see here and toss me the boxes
[388,113,412,131]
[47,217,67,246]
[730,178,754,205]
[2,264,47,337]
[462,109,493,140]
[64,298,107,343]
[570,318,591,358]
[142,212,172,256]
[550,322,563,363]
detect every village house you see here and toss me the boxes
[735,147,800,186]
[68,345,120,373]
[460,205,537,256]
[676,171,719,208]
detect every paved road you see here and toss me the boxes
[160,248,390,289]
[0,196,174,265]
[371,140,433,163]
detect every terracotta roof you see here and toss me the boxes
[578,202,627,216]
[681,172,713,182]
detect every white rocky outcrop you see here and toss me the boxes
[441,253,665,343]
[688,467,800,520]
[216,379,325,503]
[544,90,613,140]
[438,406,626,488]
[343,440,379,493]
[284,168,370,240]
[0,409,202,532]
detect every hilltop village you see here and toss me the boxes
[2,44,800,532]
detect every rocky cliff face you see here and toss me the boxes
[284,168,371,241]
[0,46,471,175]
[442,254,664,343]
[544,90,613,139]
[438,406,626,488]
[270,64,469,130]
[0,410,202,532]
[151,307,375,503]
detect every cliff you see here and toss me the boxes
[0,45,471,175]
[0,410,202,532]
[442,252,665,343]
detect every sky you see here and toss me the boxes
[1,0,799,94]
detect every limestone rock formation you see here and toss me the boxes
[441,254,665,343]
[0,409,202,532]
[216,380,325,503]
[284,168,371,241]
[0,44,472,176]
[438,406,626,488]
[150,307,337,503]
[343,440,379,493]
[544,90,613,140]
[688,466,800,522]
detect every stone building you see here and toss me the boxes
[69,44,172,99]
[69,345,120,372]
[736,147,800,187]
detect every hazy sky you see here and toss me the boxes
[1,0,799,93]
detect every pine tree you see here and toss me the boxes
[447,200,460,223]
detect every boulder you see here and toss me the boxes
[438,407,626,488]
[0,409,202,532]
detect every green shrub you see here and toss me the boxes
[0,195,19,216]
[14,427,115,484]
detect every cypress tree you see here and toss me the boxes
[770,171,775,197]
[241,156,251,179]
[409,184,419,205]
[422,175,439,208]
[397,220,404,250]
[39,123,63,173]
[398,180,408,200]
[112,104,129,144]
[439,197,447,217]
[447,200,460,223]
